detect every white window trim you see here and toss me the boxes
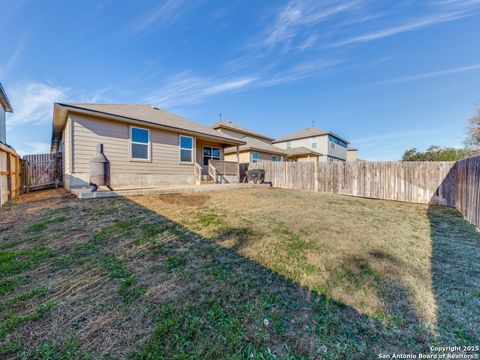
[202,145,221,167]
[130,126,151,162]
[251,151,259,163]
[179,135,194,164]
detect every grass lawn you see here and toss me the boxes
[0,188,479,359]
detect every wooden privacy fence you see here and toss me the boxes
[453,156,480,229]
[0,143,22,206]
[249,158,480,229]
[23,153,62,191]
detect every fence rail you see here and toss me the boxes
[249,158,480,229]
[0,143,21,206]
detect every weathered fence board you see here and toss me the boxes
[250,158,480,229]
[251,161,456,205]
[23,153,62,191]
[454,156,480,229]
[0,143,21,206]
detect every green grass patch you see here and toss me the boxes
[0,287,49,311]
[0,300,56,339]
[0,276,28,296]
[0,246,51,276]
[164,256,186,272]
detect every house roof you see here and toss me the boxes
[273,127,349,144]
[211,120,274,141]
[51,103,245,152]
[224,136,287,155]
[284,146,323,157]
[0,83,13,113]
[347,147,358,151]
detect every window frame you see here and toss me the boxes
[202,145,221,167]
[130,126,151,162]
[179,135,194,164]
[251,151,259,163]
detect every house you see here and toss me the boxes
[211,120,287,163]
[50,103,246,190]
[347,148,358,161]
[273,127,350,162]
[0,82,13,145]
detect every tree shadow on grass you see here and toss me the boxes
[428,205,480,347]
[2,192,479,359]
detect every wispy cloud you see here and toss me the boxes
[7,82,69,128]
[131,0,198,35]
[259,0,359,51]
[330,9,477,47]
[370,63,480,86]
[145,72,258,107]
[0,38,25,78]
[145,59,338,107]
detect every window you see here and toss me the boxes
[131,127,150,160]
[271,155,276,162]
[180,135,193,163]
[330,142,336,151]
[203,146,220,166]
[251,151,259,163]
[286,141,291,149]
[328,135,347,148]
[311,137,317,149]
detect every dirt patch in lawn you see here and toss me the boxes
[0,188,478,358]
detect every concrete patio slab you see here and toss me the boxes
[70,183,271,199]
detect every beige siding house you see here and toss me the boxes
[211,120,287,163]
[273,128,350,162]
[51,103,245,189]
[0,83,13,145]
[347,148,358,161]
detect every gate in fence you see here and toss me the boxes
[22,153,62,192]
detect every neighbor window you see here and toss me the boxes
[179,135,193,163]
[286,141,291,149]
[251,151,259,163]
[130,127,150,160]
[329,135,347,148]
[203,146,220,166]
[311,137,317,148]
[271,155,276,162]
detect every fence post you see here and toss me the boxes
[314,161,318,191]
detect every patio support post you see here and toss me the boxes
[236,145,240,182]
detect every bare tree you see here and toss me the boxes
[467,104,480,148]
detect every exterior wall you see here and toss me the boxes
[68,113,197,188]
[347,150,357,161]
[0,106,5,145]
[275,134,347,161]
[224,150,278,163]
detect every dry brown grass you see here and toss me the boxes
[0,188,478,358]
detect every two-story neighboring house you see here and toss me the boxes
[211,120,287,163]
[0,83,13,145]
[273,128,349,162]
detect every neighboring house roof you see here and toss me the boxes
[347,147,358,151]
[285,146,323,157]
[273,127,349,144]
[0,83,13,113]
[51,103,245,152]
[211,120,274,142]
[224,136,287,155]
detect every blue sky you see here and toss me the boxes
[1,0,480,159]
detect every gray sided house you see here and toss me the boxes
[0,83,13,145]
[50,103,245,190]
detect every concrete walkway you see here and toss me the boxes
[70,183,271,199]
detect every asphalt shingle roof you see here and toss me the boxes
[273,127,349,144]
[211,120,274,141]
